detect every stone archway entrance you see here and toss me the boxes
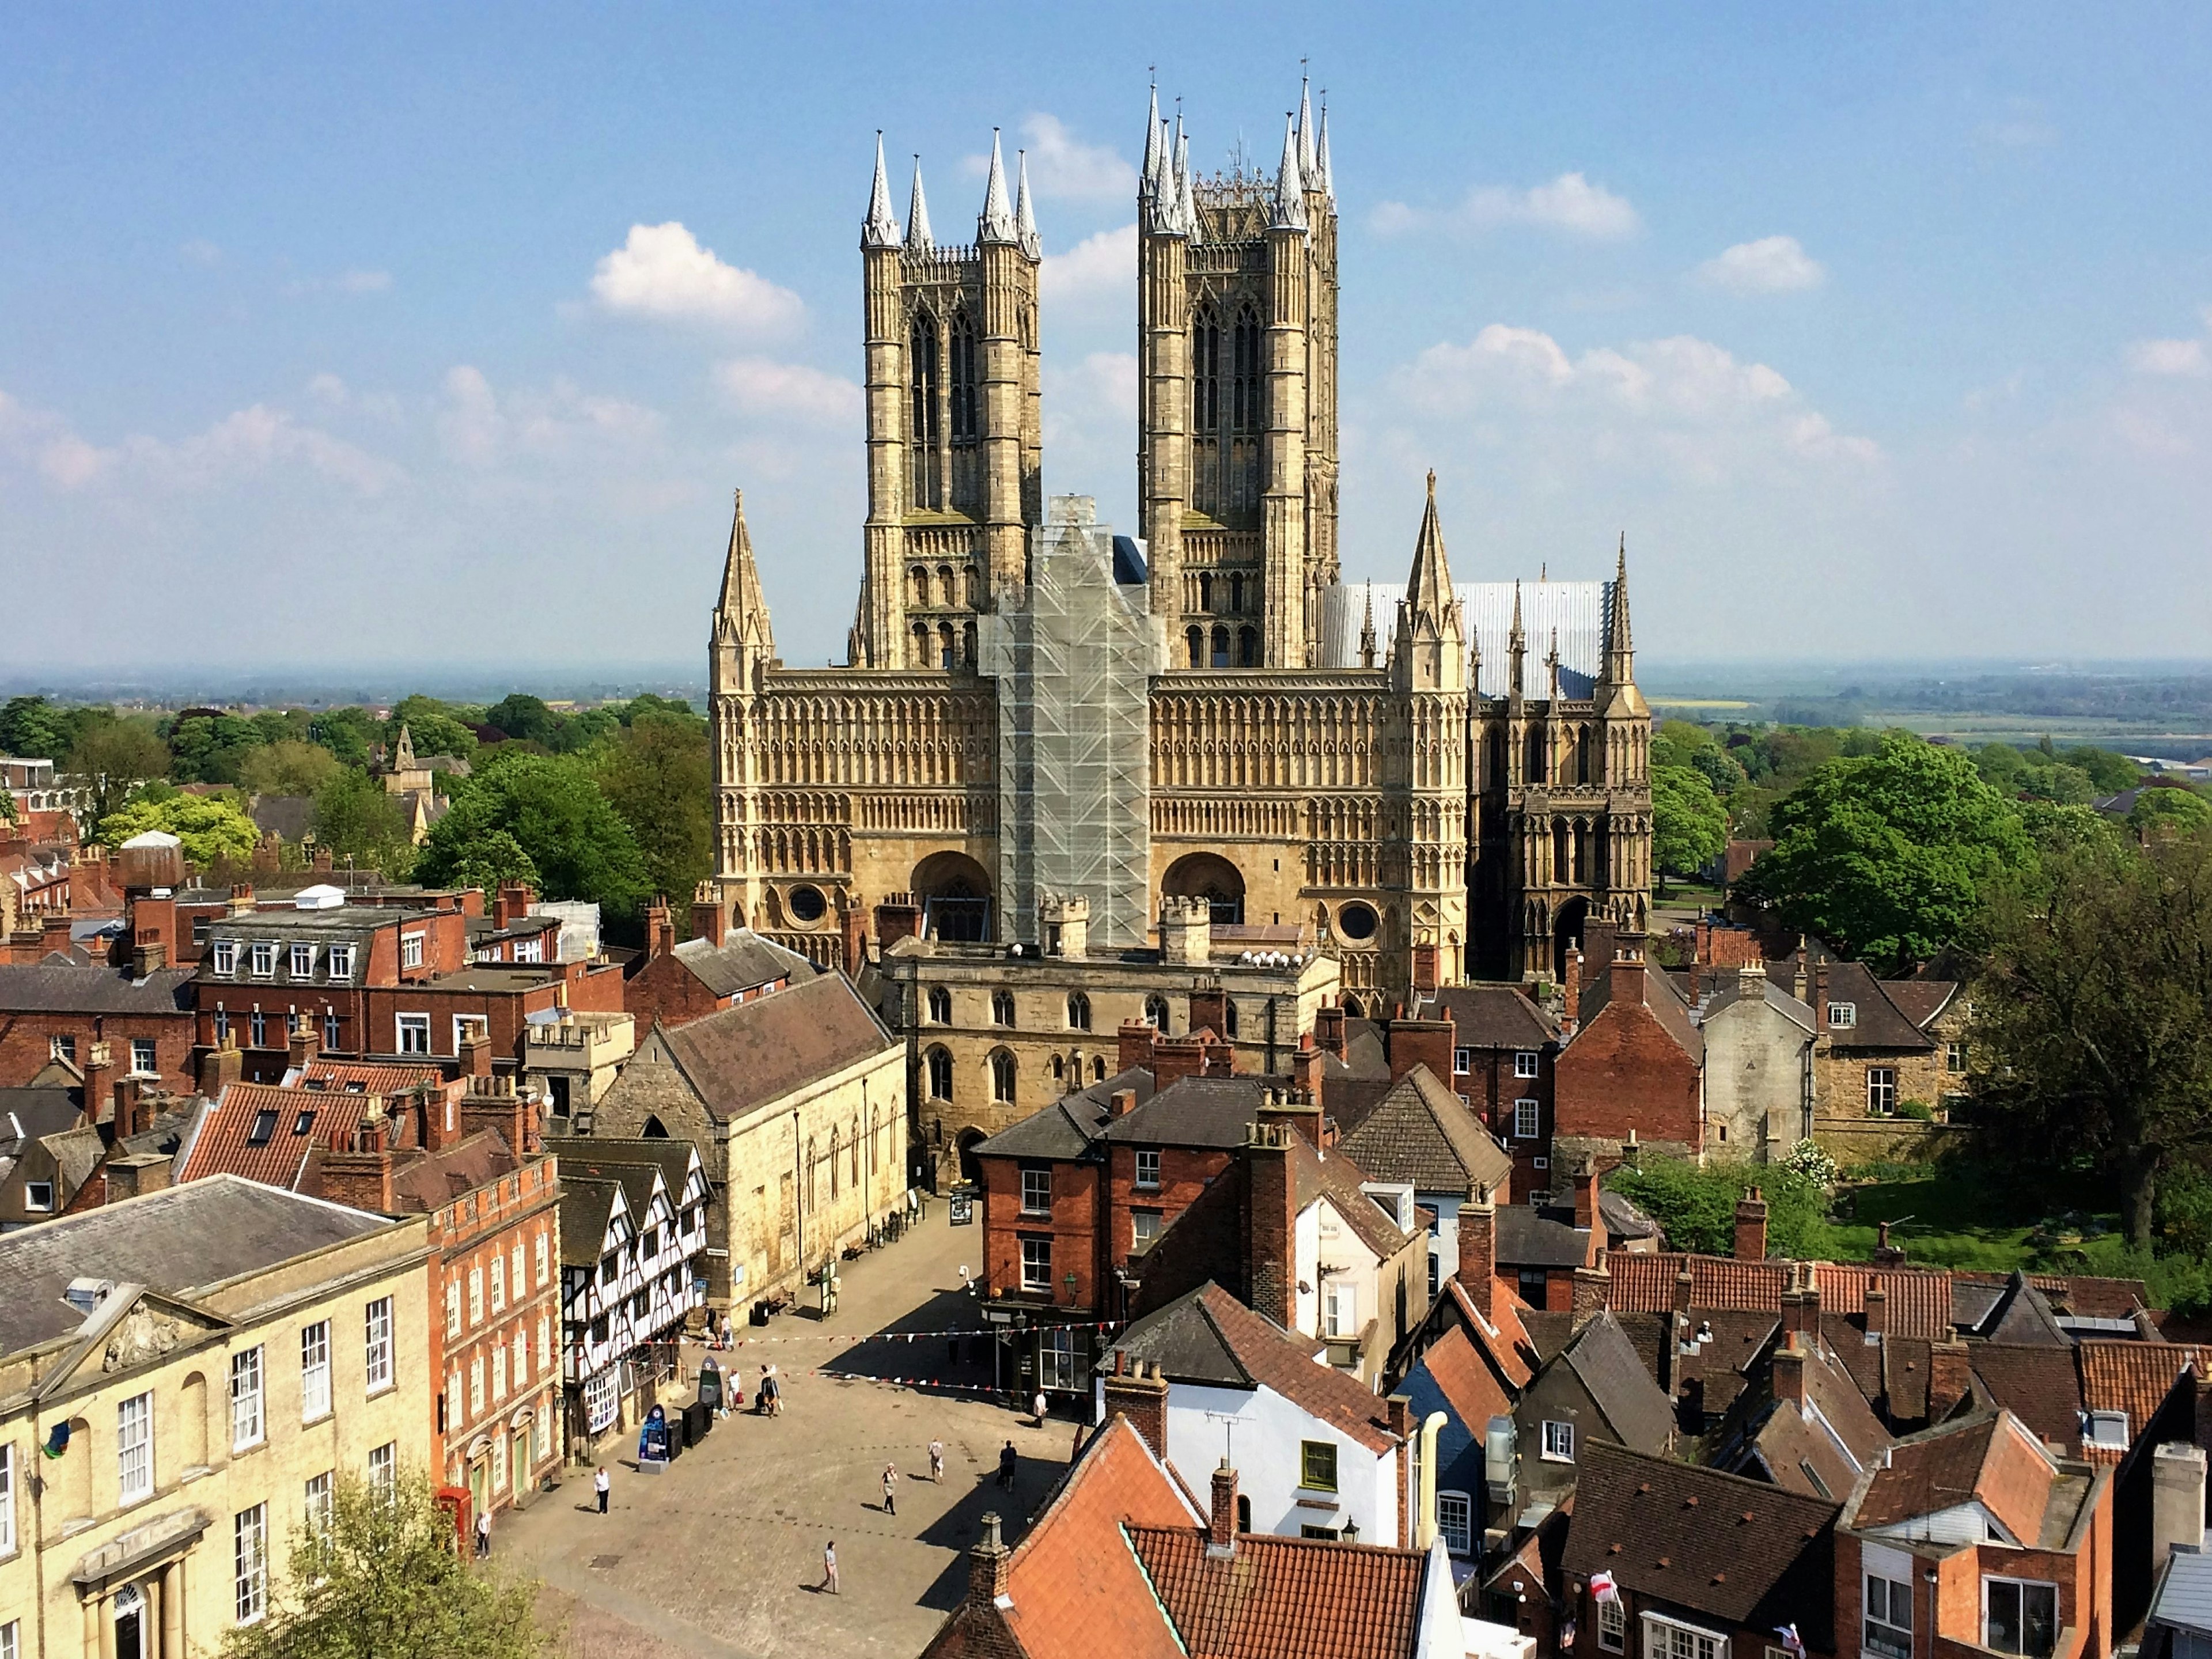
[911,851,994,943]
[1161,852,1245,925]
[1552,896,1589,982]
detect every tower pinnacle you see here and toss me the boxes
[1406,469,1455,618]
[1315,97,1334,199]
[715,488,775,658]
[863,132,900,249]
[1014,150,1040,259]
[1270,112,1308,231]
[979,129,1016,244]
[1142,82,1163,200]
[905,156,933,251]
[1603,533,1635,681]
[1298,77,1316,177]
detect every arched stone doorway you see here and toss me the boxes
[912,851,994,943]
[956,1127,987,1184]
[1552,896,1589,982]
[1162,851,1245,925]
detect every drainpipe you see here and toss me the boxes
[1414,1410,1448,1549]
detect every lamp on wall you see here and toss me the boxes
[1340,1516,1359,1544]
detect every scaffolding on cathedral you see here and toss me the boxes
[981,497,1161,950]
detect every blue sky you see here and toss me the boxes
[4,3,2209,674]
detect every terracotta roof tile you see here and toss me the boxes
[1126,1527,1428,1659]
[2077,1342,2212,1440]
[1813,1264,1959,1339]
[1417,1324,1514,1433]
[298,1059,449,1094]
[1186,1285,1402,1453]
[179,1081,365,1190]
[1968,1343,2085,1446]
[1850,1411,2057,1543]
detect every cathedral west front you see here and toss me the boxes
[707,83,1654,1012]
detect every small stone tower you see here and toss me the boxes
[855,131,1044,669]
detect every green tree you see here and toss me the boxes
[0,695,70,760]
[64,716,171,834]
[1605,1158,1832,1257]
[312,771,415,876]
[238,740,343,798]
[99,792,261,867]
[1651,764,1728,891]
[388,695,479,760]
[416,751,647,912]
[166,713,271,785]
[309,707,383,768]
[221,1471,552,1659]
[1972,824,2212,1246]
[2130,785,2212,836]
[434,829,542,895]
[483,693,563,747]
[598,710,713,917]
[1744,731,2032,972]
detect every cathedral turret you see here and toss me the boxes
[863,132,900,249]
[1138,88,1191,641]
[905,157,933,252]
[1014,150,1040,260]
[1270,111,1309,232]
[1389,472,1468,986]
[1392,471,1464,694]
[709,488,775,927]
[1595,535,1648,730]
[1263,113,1311,664]
[1358,581,1377,671]
[1297,78,1316,178]
[1313,100,1334,199]
[978,130,1017,244]
[1507,581,1527,699]
[1141,83,1165,204]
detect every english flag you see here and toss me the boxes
[1775,1626,1805,1657]
[1590,1571,1620,1604]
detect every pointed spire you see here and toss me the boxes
[1315,99,1334,199]
[1014,150,1040,259]
[1406,469,1455,618]
[1298,77,1317,178]
[979,129,1016,244]
[1508,579,1527,698]
[863,132,901,249]
[1359,581,1378,669]
[1547,628,1562,697]
[1141,82,1163,200]
[1603,532,1635,679]
[1175,125,1200,244]
[904,156,933,252]
[1270,112,1309,232]
[717,488,775,656]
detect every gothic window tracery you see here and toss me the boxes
[910,311,942,510]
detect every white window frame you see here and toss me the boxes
[327,944,354,980]
[230,1346,266,1452]
[1516,1050,1541,1079]
[396,1013,431,1055]
[1643,1613,1726,1659]
[117,1392,154,1506]
[1541,1419,1575,1462]
[535,1232,550,1287]
[1020,1168,1052,1215]
[300,1320,332,1422]
[1514,1098,1541,1139]
[1598,1596,1627,1653]
[1020,1236,1052,1294]
[445,1283,462,1338]
[0,1618,13,1659]
[491,1256,506,1312]
[514,935,542,963]
[469,1266,484,1324]
[585,1368,618,1433]
[250,942,276,978]
[1867,1067,1898,1116]
[400,930,425,970]
[213,941,238,975]
[1863,1567,1914,1659]
[364,1296,394,1394]
[1134,1149,1161,1190]
[304,1470,334,1538]
[368,1441,396,1499]
[1437,1488,1473,1555]
[1983,1575,2059,1658]
[2086,1410,2128,1449]
[290,943,315,978]
[24,1182,53,1214]
[131,1039,158,1075]
[453,1013,488,1054]
[1323,1281,1357,1339]
[234,1502,268,1624]
[1131,1209,1161,1256]
[1453,1046,1474,1073]
[493,1345,508,1403]
[1829,1001,1858,1029]
[0,1443,13,1556]
[470,1357,485,1415]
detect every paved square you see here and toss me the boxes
[503,1204,1079,1658]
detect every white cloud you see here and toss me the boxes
[1693,235,1825,294]
[714,357,863,427]
[2127,310,2212,378]
[437,365,665,468]
[961,115,1136,204]
[588,222,805,335]
[1389,324,1877,480]
[0,384,400,494]
[1372,172,1640,241]
[1042,223,1136,320]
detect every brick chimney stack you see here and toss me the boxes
[460,1074,537,1156]
[1573,1156,1600,1237]
[1108,1089,1136,1121]
[320,1107,397,1214]
[1609,933,1649,1007]
[1812,960,1830,1033]
[1101,1353,1169,1460]
[1456,1181,1496,1319]
[1385,1016,1455,1086]
[1243,1124,1297,1327]
[686,882,727,949]
[1772,1332,1809,1408]
[82,1040,113,1130]
[197,1036,244,1097]
[1291,1033,1324,1101]
[493,884,531,930]
[1864,1286,1888,1339]
[112,1074,149,1140]
[287,1016,320,1075]
[1734,1188,1770,1262]
[459,1032,493,1082]
[1118,1020,1158,1076]
[1563,944,1583,1031]
[967,1512,1012,1608]
[1314,1002,1347,1059]
[646,897,675,960]
[1187,986,1229,1039]
[1209,1460,1238,1554]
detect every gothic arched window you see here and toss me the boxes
[1229,572,1245,613]
[926,1047,953,1100]
[909,312,941,510]
[990,1049,1016,1104]
[993,990,1016,1027]
[1231,306,1262,433]
[1144,994,1169,1029]
[1211,626,1230,669]
[1187,627,1205,668]
[1066,992,1091,1032]
[1198,571,1213,613]
[926,986,952,1024]
[1238,627,1258,668]
[1192,308,1221,431]
[937,622,956,670]
[948,315,979,442]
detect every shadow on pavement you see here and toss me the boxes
[912,1465,1058,1612]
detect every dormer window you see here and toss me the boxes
[327,945,354,980]
[290,944,315,978]
[213,941,238,975]
[2086,1410,2128,1448]
[250,943,276,977]
[1828,1002,1857,1029]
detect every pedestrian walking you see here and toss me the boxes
[821,1540,839,1595]
[764,1366,783,1416]
[1032,1389,1047,1426]
[928,1438,945,1482]
[882,1463,898,1516]
[594,1465,610,1515]
[997,1440,1018,1491]
[475,1508,491,1559]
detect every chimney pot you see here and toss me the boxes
[1209,1460,1238,1551]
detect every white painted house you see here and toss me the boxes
[1094,1281,1417,1546]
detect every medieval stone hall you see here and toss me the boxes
[707,84,1654,1008]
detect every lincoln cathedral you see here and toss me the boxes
[707,83,1653,1007]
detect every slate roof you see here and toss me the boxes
[1770,953,1931,1052]
[1494,1203,1594,1270]
[1,1086,85,1152]
[1336,1065,1513,1195]
[666,929,813,997]
[1561,1312,1681,1453]
[1698,973,1816,1032]
[554,1138,703,1208]
[1125,1527,1430,1659]
[1883,980,1958,1029]
[0,963,196,1015]
[0,1175,390,1354]
[1425,984,1559,1050]
[1562,1441,1840,1651]
[649,973,893,1123]
[1969,1343,2086,1445]
[557,1176,622,1264]
[975,1091,1113,1161]
[1737,1339,1893,1502]
[2150,1547,2212,1639]
[1104,1075,1280,1150]
[1104,1284,1402,1453]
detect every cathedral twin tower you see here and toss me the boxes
[710,81,1653,998]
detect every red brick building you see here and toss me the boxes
[176,1033,563,1517]
[621,892,805,1030]
[0,961,199,1093]
[1554,933,1704,1160]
